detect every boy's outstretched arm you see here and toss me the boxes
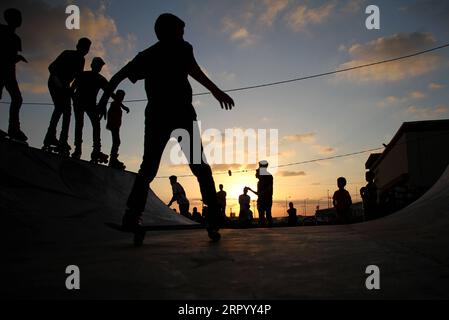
[189,62,234,110]
[98,68,129,119]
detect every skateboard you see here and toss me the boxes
[105,222,216,246]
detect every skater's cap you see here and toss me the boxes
[258,160,269,168]
[169,175,177,181]
[92,57,106,66]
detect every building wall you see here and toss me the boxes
[373,134,408,191]
[406,130,449,190]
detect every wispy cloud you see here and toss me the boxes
[337,32,443,82]
[222,17,257,46]
[406,105,449,120]
[313,145,336,155]
[377,90,426,108]
[286,2,336,32]
[277,170,306,177]
[429,82,445,90]
[259,0,290,27]
[282,132,316,143]
[1,0,136,94]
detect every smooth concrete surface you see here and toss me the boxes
[2,140,449,299]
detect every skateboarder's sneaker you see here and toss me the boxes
[55,142,71,157]
[71,147,82,159]
[42,135,59,152]
[109,155,126,170]
[121,210,143,232]
[207,226,221,242]
[91,150,109,164]
[8,129,28,143]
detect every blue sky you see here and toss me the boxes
[1,0,448,215]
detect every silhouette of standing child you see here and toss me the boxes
[333,177,352,224]
[106,89,129,169]
[287,202,297,226]
[43,37,91,156]
[238,187,252,227]
[98,13,234,241]
[0,8,28,142]
[360,171,378,221]
[71,57,109,163]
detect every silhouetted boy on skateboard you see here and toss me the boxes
[99,13,234,241]
[333,177,353,224]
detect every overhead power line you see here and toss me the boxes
[1,43,448,106]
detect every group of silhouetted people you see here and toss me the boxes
[0,8,129,168]
[1,10,236,241]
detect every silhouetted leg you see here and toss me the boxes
[5,76,23,133]
[110,128,120,157]
[125,119,172,224]
[46,81,65,143]
[59,93,72,146]
[73,102,84,149]
[266,201,273,225]
[179,203,190,218]
[180,120,220,228]
[257,204,266,225]
[87,108,101,151]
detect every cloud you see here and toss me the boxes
[337,32,443,82]
[429,82,445,90]
[0,0,136,95]
[278,170,306,177]
[314,145,336,155]
[378,90,426,108]
[282,132,316,143]
[222,17,257,46]
[259,0,290,27]
[406,105,449,120]
[286,2,336,32]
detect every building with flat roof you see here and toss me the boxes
[365,119,449,212]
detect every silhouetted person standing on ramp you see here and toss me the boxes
[0,8,28,142]
[238,187,252,227]
[43,37,91,156]
[98,13,234,241]
[217,184,227,219]
[248,160,274,226]
[71,57,109,163]
[106,89,129,170]
[333,177,352,224]
[360,171,378,221]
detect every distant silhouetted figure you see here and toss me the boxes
[287,202,297,226]
[333,177,352,224]
[360,171,378,221]
[0,8,28,142]
[248,160,274,226]
[167,175,190,219]
[71,57,109,163]
[217,184,227,219]
[106,89,129,169]
[238,187,252,227]
[98,13,234,241]
[43,37,91,155]
[192,207,202,223]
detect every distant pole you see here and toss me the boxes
[327,190,330,209]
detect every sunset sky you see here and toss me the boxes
[1,0,448,216]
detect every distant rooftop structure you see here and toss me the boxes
[365,119,449,210]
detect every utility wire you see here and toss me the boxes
[1,43,448,106]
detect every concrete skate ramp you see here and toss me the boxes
[2,138,449,299]
[0,140,196,246]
